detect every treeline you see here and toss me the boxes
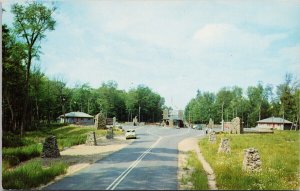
[2,2,165,134]
[185,74,300,128]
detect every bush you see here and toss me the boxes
[2,160,67,189]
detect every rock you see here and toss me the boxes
[42,136,60,158]
[208,131,216,143]
[85,131,97,146]
[243,148,262,172]
[218,138,231,154]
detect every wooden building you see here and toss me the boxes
[257,117,292,130]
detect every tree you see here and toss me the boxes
[2,24,27,132]
[11,2,56,135]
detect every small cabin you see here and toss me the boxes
[257,117,292,130]
[58,111,94,125]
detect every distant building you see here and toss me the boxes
[162,109,184,127]
[58,111,94,125]
[257,117,292,130]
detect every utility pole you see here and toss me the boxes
[221,101,224,131]
[62,97,66,124]
[259,102,261,121]
[139,105,141,123]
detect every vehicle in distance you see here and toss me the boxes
[193,124,203,130]
[125,129,136,139]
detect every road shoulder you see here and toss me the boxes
[177,137,218,190]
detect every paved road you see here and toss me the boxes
[45,125,205,190]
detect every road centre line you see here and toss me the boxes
[106,136,162,190]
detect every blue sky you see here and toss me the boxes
[2,0,300,109]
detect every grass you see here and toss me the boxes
[199,130,300,190]
[2,144,43,169]
[2,159,67,189]
[185,151,209,190]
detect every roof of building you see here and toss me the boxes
[257,117,292,124]
[59,112,94,118]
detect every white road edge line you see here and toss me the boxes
[106,136,162,190]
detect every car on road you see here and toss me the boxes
[193,124,203,130]
[125,129,136,139]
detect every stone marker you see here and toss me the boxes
[106,128,114,139]
[208,131,216,143]
[85,131,97,146]
[230,117,243,134]
[243,148,262,172]
[208,118,214,129]
[133,116,138,126]
[42,136,60,158]
[218,138,231,154]
[113,117,116,126]
[95,112,106,129]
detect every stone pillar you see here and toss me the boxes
[218,138,231,154]
[208,118,214,129]
[243,148,262,172]
[106,128,114,139]
[133,116,138,126]
[95,112,106,129]
[231,117,243,134]
[113,117,116,126]
[208,131,216,143]
[169,119,174,127]
[85,132,97,146]
[42,136,60,158]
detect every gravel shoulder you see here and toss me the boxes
[177,137,217,190]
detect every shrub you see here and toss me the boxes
[2,160,67,189]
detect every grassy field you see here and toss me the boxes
[199,131,300,190]
[2,125,124,189]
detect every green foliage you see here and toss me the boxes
[199,131,300,190]
[186,76,299,128]
[2,160,67,189]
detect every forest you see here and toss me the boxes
[185,74,300,128]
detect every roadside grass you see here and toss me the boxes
[2,144,43,169]
[186,151,209,190]
[2,125,124,167]
[199,131,300,190]
[2,124,125,189]
[2,159,67,189]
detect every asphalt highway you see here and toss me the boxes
[45,125,205,190]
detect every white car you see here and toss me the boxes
[125,129,136,139]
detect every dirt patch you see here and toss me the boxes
[178,137,218,190]
[37,138,133,189]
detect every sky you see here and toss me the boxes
[2,0,300,110]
